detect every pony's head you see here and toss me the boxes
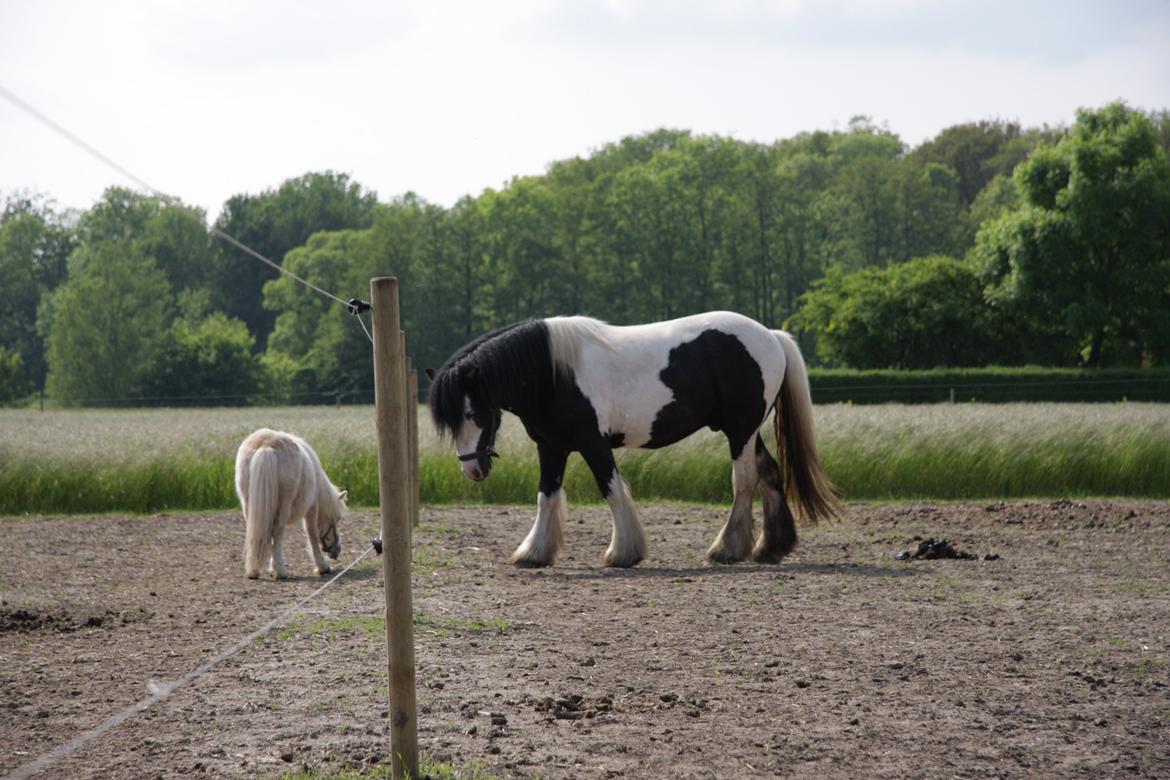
[426,362,502,482]
[318,488,347,560]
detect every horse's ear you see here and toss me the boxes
[339,489,348,502]
[424,367,436,380]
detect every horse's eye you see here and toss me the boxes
[465,411,475,421]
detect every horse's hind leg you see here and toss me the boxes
[707,435,759,564]
[512,445,569,568]
[269,497,295,579]
[752,436,797,563]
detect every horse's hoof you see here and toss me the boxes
[750,548,786,565]
[318,567,332,577]
[603,553,643,568]
[246,571,260,580]
[706,548,747,565]
[513,558,552,569]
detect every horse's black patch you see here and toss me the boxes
[647,330,766,459]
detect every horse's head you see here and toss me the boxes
[426,365,501,482]
[319,488,347,560]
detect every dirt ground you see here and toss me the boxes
[2,499,1169,779]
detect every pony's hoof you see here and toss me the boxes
[317,566,333,577]
[246,571,260,580]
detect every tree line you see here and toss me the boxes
[1,101,1167,407]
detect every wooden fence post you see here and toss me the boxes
[409,367,420,527]
[370,277,419,780]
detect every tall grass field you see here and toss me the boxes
[1,403,1167,514]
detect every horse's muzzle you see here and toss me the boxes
[459,447,498,481]
[461,458,493,481]
[321,527,341,560]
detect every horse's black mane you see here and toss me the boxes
[428,319,557,439]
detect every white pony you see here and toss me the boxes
[234,428,346,579]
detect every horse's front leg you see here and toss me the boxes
[511,444,569,568]
[707,433,759,564]
[303,506,332,576]
[580,443,646,568]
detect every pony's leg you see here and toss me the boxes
[303,506,332,576]
[512,445,569,567]
[580,444,646,568]
[707,434,759,564]
[752,436,798,563]
[240,500,261,580]
[269,497,295,579]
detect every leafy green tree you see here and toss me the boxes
[912,120,1024,206]
[890,161,963,262]
[209,171,380,348]
[0,195,76,395]
[138,203,215,294]
[963,174,1019,246]
[142,310,263,405]
[42,241,172,404]
[478,177,562,324]
[264,229,374,400]
[71,186,212,295]
[0,346,23,405]
[974,102,1170,366]
[790,255,995,369]
[412,196,487,368]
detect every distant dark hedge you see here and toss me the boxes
[807,367,1170,404]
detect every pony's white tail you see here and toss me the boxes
[244,447,279,577]
[773,330,841,523]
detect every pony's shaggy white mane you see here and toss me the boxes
[544,316,613,376]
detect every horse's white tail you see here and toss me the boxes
[244,447,279,577]
[773,330,841,523]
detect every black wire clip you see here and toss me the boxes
[347,298,371,316]
[372,537,383,555]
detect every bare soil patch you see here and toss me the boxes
[2,500,1168,778]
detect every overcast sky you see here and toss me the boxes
[2,0,1168,219]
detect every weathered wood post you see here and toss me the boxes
[401,332,420,528]
[370,277,419,780]
[409,367,420,527]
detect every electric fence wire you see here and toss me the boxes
[0,82,373,342]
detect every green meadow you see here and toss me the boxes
[1,402,1167,515]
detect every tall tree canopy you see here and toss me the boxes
[974,102,1170,366]
[42,241,171,404]
[0,194,75,396]
[6,104,1170,407]
[209,171,381,348]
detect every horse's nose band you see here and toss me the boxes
[458,447,499,462]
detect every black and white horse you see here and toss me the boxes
[426,311,838,568]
